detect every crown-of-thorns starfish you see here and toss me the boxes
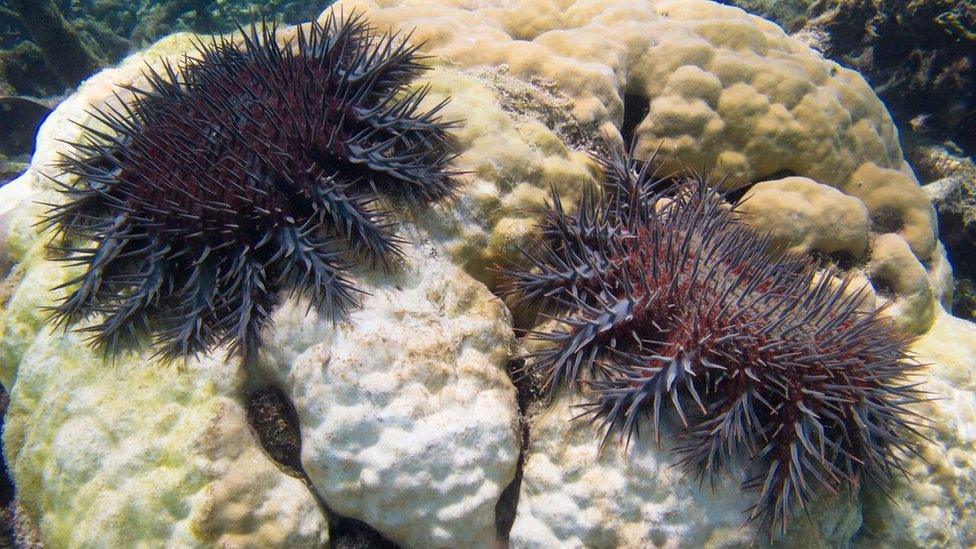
[500,141,928,536]
[44,14,458,362]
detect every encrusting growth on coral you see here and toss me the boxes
[500,141,928,536]
[43,14,458,362]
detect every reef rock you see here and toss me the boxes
[922,166,976,321]
[792,0,976,157]
[715,0,816,31]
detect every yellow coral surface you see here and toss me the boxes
[323,0,943,334]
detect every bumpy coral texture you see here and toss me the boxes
[263,238,520,548]
[2,290,329,547]
[2,129,519,549]
[1,180,519,549]
[0,73,331,542]
[333,0,941,336]
[871,312,976,547]
[737,176,870,259]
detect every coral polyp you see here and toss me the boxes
[500,143,926,535]
[45,15,457,362]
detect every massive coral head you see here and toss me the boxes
[44,13,458,362]
[500,142,927,536]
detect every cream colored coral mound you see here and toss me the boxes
[2,330,330,548]
[1,165,330,547]
[1,170,519,548]
[1,0,975,547]
[737,176,871,258]
[334,0,943,337]
[260,238,520,548]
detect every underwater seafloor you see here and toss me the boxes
[0,0,974,547]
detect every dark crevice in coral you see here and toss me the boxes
[806,249,862,272]
[244,386,304,477]
[825,250,859,271]
[870,208,905,234]
[0,386,12,508]
[754,168,796,183]
[871,277,897,299]
[619,93,650,147]
[494,357,532,543]
[328,515,400,549]
[722,183,755,205]
[493,462,523,544]
[302,472,401,549]
[725,169,797,205]
[825,250,860,271]
[244,385,399,548]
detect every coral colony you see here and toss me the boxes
[44,15,457,362]
[500,143,926,535]
[40,5,927,538]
